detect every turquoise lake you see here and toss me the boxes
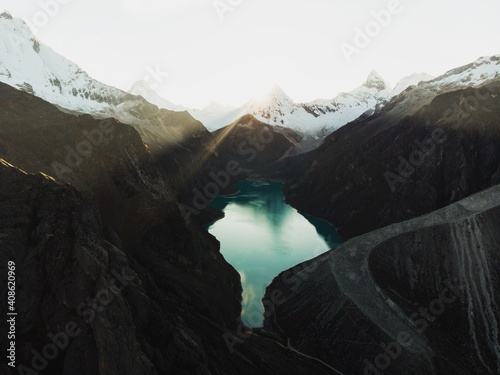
[207,180,342,327]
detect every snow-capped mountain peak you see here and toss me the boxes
[246,85,298,126]
[3,9,497,149]
[190,72,394,135]
[0,11,33,39]
[251,84,294,108]
[427,55,500,90]
[389,72,434,98]
[267,84,293,101]
[129,79,186,111]
[0,14,111,111]
[0,13,206,152]
[364,70,391,91]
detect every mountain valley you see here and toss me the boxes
[1,10,500,375]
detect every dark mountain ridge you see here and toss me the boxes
[274,79,500,238]
[264,183,500,374]
[0,82,338,374]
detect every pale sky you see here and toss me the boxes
[2,0,500,108]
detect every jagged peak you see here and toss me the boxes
[0,11,13,19]
[364,71,391,91]
[268,84,293,101]
[252,84,295,109]
[427,54,500,89]
[473,54,500,66]
[253,84,290,101]
[268,84,287,96]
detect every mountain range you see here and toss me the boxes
[1,8,500,375]
[258,53,500,375]
[0,12,207,155]
[131,70,436,138]
[5,10,498,148]
[175,72,434,136]
[2,11,499,149]
[0,11,432,143]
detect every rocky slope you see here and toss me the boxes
[264,184,500,375]
[0,12,244,207]
[0,82,340,374]
[211,114,301,172]
[0,12,210,157]
[277,57,500,239]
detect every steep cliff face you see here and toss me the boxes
[281,79,500,239]
[0,160,158,375]
[264,185,500,375]
[0,13,218,205]
[0,82,240,325]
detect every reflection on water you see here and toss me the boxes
[207,180,342,327]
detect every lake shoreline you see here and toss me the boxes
[206,179,342,327]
